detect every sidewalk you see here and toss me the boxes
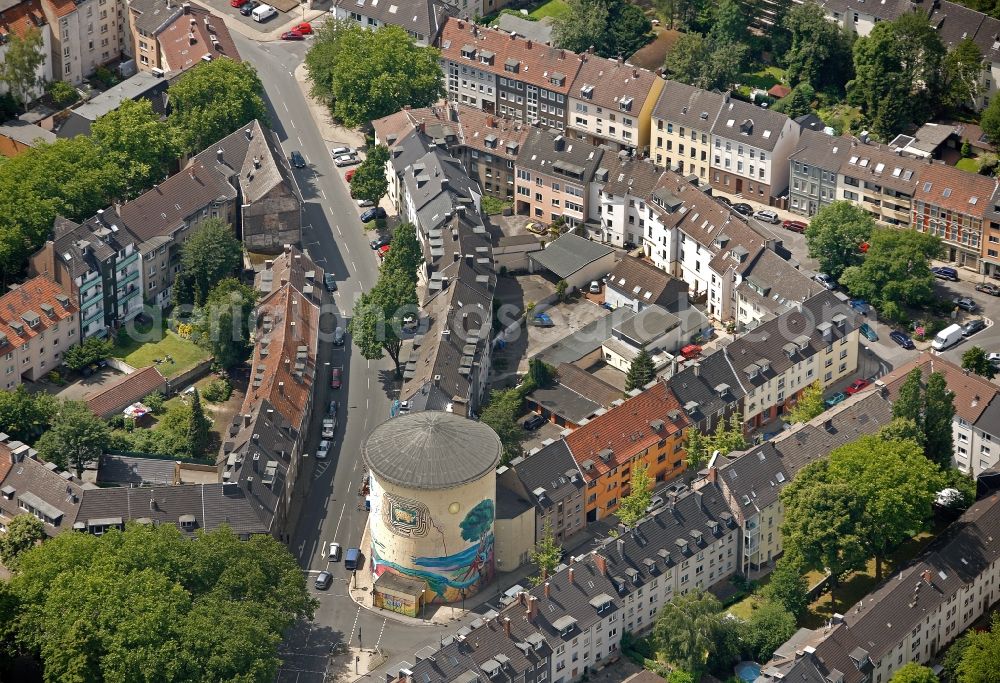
[326,644,388,682]
[291,62,365,148]
[190,0,329,42]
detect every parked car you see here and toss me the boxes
[732,203,753,216]
[523,414,546,431]
[322,419,336,439]
[345,168,356,183]
[370,235,390,250]
[316,439,331,460]
[589,280,601,294]
[962,318,987,337]
[289,150,305,168]
[331,146,354,157]
[716,196,732,207]
[680,344,702,360]
[324,273,337,292]
[954,296,978,312]
[850,299,870,315]
[330,367,342,389]
[333,327,346,346]
[782,219,808,233]
[355,198,375,208]
[932,323,965,351]
[238,0,258,14]
[824,392,847,408]
[291,21,312,34]
[360,207,386,223]
[251,3,276,21]
[334,154,359,168]
[314,571,333,590]
[846,379,870,395]
[328,400,338,417]
[988,352,1000,365]
[646,496,665,513]
[532,312,554,327]
[328,542,342,562]
[859,322,879,342]
[753,209,780,224]
[230,0,248,7]
[344,548,362,570]
[889,330,915,349]
[932,266,959,281]
[814,273,836,290]
[280,30,305,40]
[976,282,1000,296]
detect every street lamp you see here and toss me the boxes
[421,589,426,620]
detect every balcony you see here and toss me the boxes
[117,250,139,267]
[117,269,140,289]
[119,286,141,304]
[83,307,105,326]
[81,289,103,311]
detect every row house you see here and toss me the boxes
[565,54,664,154]
[985,191,1000,278]
[591,156,664,248]
[911,162,998,271]
[127,0,238,74]
[332,0,451,46]
[439,17,582,130]
[879,353,1000,478]
[452,105,528,200]
[0,1,52,102]
[41,0,127,85]
[373,105,455,211]
[515,129,604,228]
[837,139,924,227]
[710,95,801,205]
[564,380,689,522]
[650,81,724,182]
[30,209,143,339]
[0,275,78,388]
[761,491,1000,683]
[787,129,852,218]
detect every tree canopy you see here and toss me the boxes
[530,521,563,584]
[786,381,826,424]
[954,613,1000,683]
[6,523,315,682]
[782,3,853,91]
[305,22,444,127]
[804,201,875,280]
[379,223,422,284]
[34,400,112,478]
[625,347,655,392]
[890,369,956,469]
[759,558,809,618]
[173,219,243,307]
[890,663,939,683]
[0,27,45,109]
[188,388,211,457]
[617,465,654,528]
[168,59,269,152]
[0,515,45,568]
[961,346,997,380]
[553,0,652,59]
[62,336,113,372]
[0,387,56,443]
[654,590,729,674]
[740,600,797,663]
[350,145,390,205]
[91,99,180,200]
[193,278,257,369]
[480,387,526,465]
[347,270,418,375]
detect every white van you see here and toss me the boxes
[252,4,277,21]
[931,323,964,351]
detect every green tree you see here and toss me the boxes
[617,465,654,528]
[527,358,555,389]
[877,417,924,446]
[664,33,711,87]
[47,80,79,108]
[787,381,826,423]
[840,228,942,314]
[193,278,257,369]
[924,372,956,470]
[188,388,211,457]
[890,663,939,683]
[706,0,749,46]
[168,59,269,152]
[739,600,796,662]
[554,0,651,58]
[0,514,45,567]
[711,412,747,455]
[954,614,1000,682]
[0,385,57,442]
[772,82,816,119]
[530,521,563,584]
[942,631,972,683]
[8,523,315,683]
[142,391,165,414]
[379,222,423,284]
[555,279,568,302]
[480,387,525,464]
[654,590,726,674]
[942,38,984,112]
[625,346,655,392]
[34,400,112,478]
[759,558,809,618]
[962,346,997,380]
[804,201,875,280]
[0,27,45,109]
[893,368,925,437]
[173,218,243,307]
[347,271,417,375]
[350,145,389,205]
[306,22,444,127]
[91,99,179,199]
[782,2,853,91]
[63,336,114,371]
[982,96,1000,144]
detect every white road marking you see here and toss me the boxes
[349,606,362,647]
[375,619,388,650]
[319,189,326,200]
[290,119,296,129]
[333,502,347,538]
[283,102,289,112]
[297,136,302,145]
[351,260,357,270]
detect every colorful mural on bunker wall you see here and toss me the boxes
[371,498,496,603]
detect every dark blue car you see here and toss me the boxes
[889,330,915,349]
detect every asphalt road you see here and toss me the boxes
[226,34,457,681]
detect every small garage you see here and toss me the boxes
[528,233,616,292]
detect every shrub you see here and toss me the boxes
[143,391,165,414]
[48,81,79,108]
[92,65,118,88]
[45,371,65,386]
[176,322,194,340]
[202,378,232,402]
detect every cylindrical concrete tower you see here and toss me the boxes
[363,411,501,604]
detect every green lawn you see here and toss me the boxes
[740,67,786,91]
[956,157,980,173]
[529,0,570,20]
[113,320,209,378]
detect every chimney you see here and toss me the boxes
[616,537,625,559]
[183,1,190,12]
[921,569,933,585]
[617,56,624,66]
[633,68,639,78]
[96,208,106,225]
[188,166,197,180]
[568,567,575,584]
[216,148,223,163]
[244,128,252,141]
[692,362,701,377]
[544,581,551,599]
[695,490,704,510]
[503,617,511,638]
[708,466,717,483]
[526,39,532,49]
[278,381,284,394]
[526,596,538,622]
[592,551,607,576]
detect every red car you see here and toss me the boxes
[345,168,356,183]
[377,244,390,261]
[782,219,808,233]
[230,0,247,7]
[845,379,870,395]
[291,22,312,34]
[330,368,342,390]
[281,31,305,40]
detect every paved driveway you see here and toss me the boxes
[53,368,124,400]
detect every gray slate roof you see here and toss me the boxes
[652,80,725,131]
[58,71,170,138]
[711,95,791,151]
[334,0,452,43]
[363,412,502,489]
[509,440,584,509]
[788,129,852,170]
[667,345,745,422]
[530,233,613,280]
[496,13,555,43]
[0,120,55,146]
[129,0,183,35]
[97,454,176,486]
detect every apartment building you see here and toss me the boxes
[373,105,455,211]
[591,156,664,248]
[837,140,924,227]
[564,380,689,522]
[878,353,1000,477]
[710,95,800,204]
[57,69,170,138]
[565,55,663,153]
[733,248,823,330]
[127,0,237,73]
[453,106,527,200]
[650,81,724,181]
[29,209,143,339]
[761,492,1000,683]
[912,162,998,271]
[604,255,688,313]
[0,1,52,101]
[699,389,894,576]
[787,130,851,217]
[41,0,126,85]
[439,17,582,130]
[0,275,79,388]
[668,349,746,435]
[515,129,604,228]
[331,0,451,46]
[985,187,1000,277]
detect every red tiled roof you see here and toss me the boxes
[878,352,998,425]
[41,0,76,20]
[86,366,167,419]
[914,162,998,217]
[0,0,47,38]
[0,275,77,348]
[455,104,529,159]
[158,5,240,72]
[571,55,659,112]
[564,380,688,481]
[439,17,581,94]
